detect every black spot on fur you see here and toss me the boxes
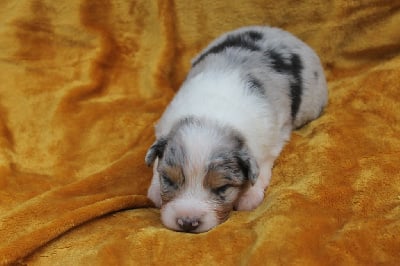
[247,75,265,96]
[235,148,259,185]
[145,137,168,166]
[232,132,245,149]
[174,116,197,129]
[192,31,262,66]
[246,31,263,41]
[289,54,303,119]
[164,146,178,166]
[265,49,304,119]
[209,152,246,183]
[163,141,187,168]
[314,71,319,79]
[209,139,259,186]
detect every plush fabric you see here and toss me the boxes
[0,0,399,265]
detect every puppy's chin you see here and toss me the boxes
[160,198,232,233]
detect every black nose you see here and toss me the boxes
[176,217,200,232]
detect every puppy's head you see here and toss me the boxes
[145,117,259,233]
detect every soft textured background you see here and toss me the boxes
[0,0,399,265]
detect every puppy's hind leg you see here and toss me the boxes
[235,160,274,211]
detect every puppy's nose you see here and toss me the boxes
[176,217,200,232]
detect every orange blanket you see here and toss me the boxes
[1,0,399,265]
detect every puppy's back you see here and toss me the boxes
[156,26,328,160]
[192,26,328,129]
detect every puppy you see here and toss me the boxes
[145,26,328,233]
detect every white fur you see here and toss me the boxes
[147,26,328,232]
[161,188,220,233]
[158,124,243,232]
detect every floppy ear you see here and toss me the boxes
[237,147,259,185]
[145,137,168,166]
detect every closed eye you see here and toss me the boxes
[161,174,177,188]
[212,184,232,195]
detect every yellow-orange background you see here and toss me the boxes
[0,0,399,265]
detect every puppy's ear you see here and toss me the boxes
[145,137,168,166]
[237,147,259,185]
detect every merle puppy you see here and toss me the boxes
[145,26,328,233]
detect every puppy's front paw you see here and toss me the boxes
[147,183,162,208]
[235,186,265,211]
